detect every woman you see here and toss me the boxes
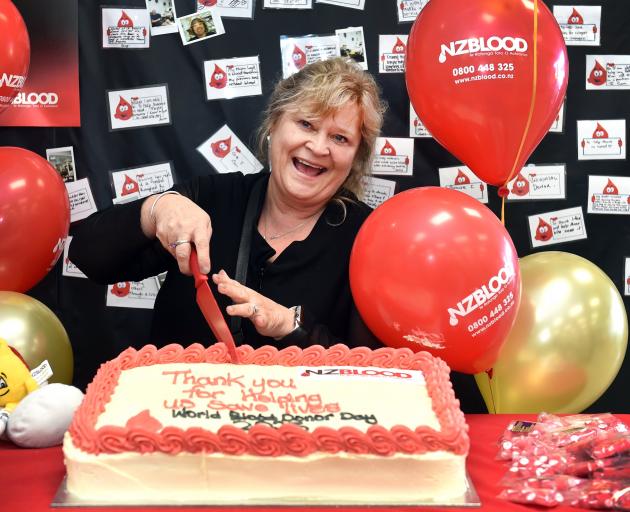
[70,57,386,350]
[188,17,210,40]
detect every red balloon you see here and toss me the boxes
[0,147,70,292]
[0,0,30,112]
[350,187,521,374]
[406,0,568,187]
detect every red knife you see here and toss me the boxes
[189,247,240,363]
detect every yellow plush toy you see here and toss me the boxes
[0,338,39,435]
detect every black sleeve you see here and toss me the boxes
[68,179,200,285]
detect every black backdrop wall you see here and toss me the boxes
[1,0,628,412]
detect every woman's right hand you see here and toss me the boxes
[141,193,212,275]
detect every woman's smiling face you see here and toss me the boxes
[268,101,362,209]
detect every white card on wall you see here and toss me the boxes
[197,125,263,174]
[102,8,150,49]
[197,0,254,19]
[66,178,98,223]
[549,100,566,133]
[577,120,626,160]
[587,175,630,215]
[397,0,430,23]
[528,206,587,248]
[280,35,340,78]
[264,0,313,9]
[553,5,601,46]
[438,166,488,204]
[379,35,408,73]
[317,0,365,10]
[625,258,630,296]
[107,85,171,130]
[585,55,630,90]
[371,137,414,176]
[506,164,566,201]
[362,176,396,209]
[111,162,174,204]
[409,103,431,138]
[62,236,87,279]
[107,278,159,309]
[204,56,262,100]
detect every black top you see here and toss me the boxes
[69,171,381,351]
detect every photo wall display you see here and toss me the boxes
[4,0,629,413]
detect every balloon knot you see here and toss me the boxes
[486,368,494,379]
[497,186,510,198]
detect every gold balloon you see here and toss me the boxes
[0,291,73,384]
[475,251,627,414]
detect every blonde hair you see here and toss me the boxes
[257,58,386,200]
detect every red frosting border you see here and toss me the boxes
[68,343,470,457]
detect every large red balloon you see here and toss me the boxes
[0,0,30,112]
[350,187,521,374]
[0,147,70,292]
[406,0,568,188]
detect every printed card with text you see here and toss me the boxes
[107,85,170,131]
[280,35,340,78]
[361,176,396,209]
[146,0,178,36]
[528,206,587,248]
[204,56,262,100]
[107,278,159,309]
[586,55,630,90]
[197,125,263,174]
[438,166,488,204]
[197,0,254,19]
[506,164,566,201]
[371,137,414,176]
[549,100,566,133]
[62,236,86,279]
[553,5,601,46]
[264,0,312,9]
[318,0,365,9]
[577,120,626,160]
[111,162,174,204]
[66,178,97,223]
[587,175,630,215]
[397,0,430,23]
[102,8,150,49]
[336,27,367,70]
[625,258,630,296]
[379,35,408,73]
[409,103,431,138]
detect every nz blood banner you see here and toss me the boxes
[0,0,80,127]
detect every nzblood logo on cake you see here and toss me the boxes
[447,264,515,327]
[298,366,425,383]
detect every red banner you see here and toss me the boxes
[0,0,80,127]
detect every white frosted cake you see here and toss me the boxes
[64,343,469,505]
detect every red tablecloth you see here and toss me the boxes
[2,413,628,511]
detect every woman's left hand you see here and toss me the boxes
[212,270,295,339]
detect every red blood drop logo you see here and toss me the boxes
[593,123,609,139]
[511,172,530,196]
[292,45,306,69]
[114,96,133,120]
[117,10,134,28]
[392,37,406,54]
[567,8,584,24]
[587,60,607,86]
[121,175,139,196]
[111,282,131,297]
[454,169,470,185]
[603,178,618,195]
[380,139,396,156]
[534,218,553,242]
[209,64,228,89]
[211,136,232,158]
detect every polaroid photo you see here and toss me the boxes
[577,119,626,160]
[362,176,396,209]
[177,7,225,45]
[264,0,312,9]
[371,137,414,176]
[586,55,630,91]
[145,0,178,36]
[336,27,367,70]
[204,56,262,100]
[587,175,630,215]
[66,178,98,223]
[101,7,150,49]
[197,0,254,19]
[107,84,171,131]
[397,0,430,23]
[438,165,488,204]
[553,5,601,46]
[280,35,340,78]
[317,0,365,10]
[110,162,175,204]
[197,124,264,174]
[506,164,566,201]
[46,146,76,183]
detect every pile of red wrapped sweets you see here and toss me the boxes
[498,413,630,509]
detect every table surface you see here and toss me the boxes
[2,413,627,512]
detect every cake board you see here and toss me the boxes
[51,472,481,508]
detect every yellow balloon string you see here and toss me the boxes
[500,0,540,225]
[487,369,497,414]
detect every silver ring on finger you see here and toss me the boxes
[169,239,191,249]
[250,303,259,317]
